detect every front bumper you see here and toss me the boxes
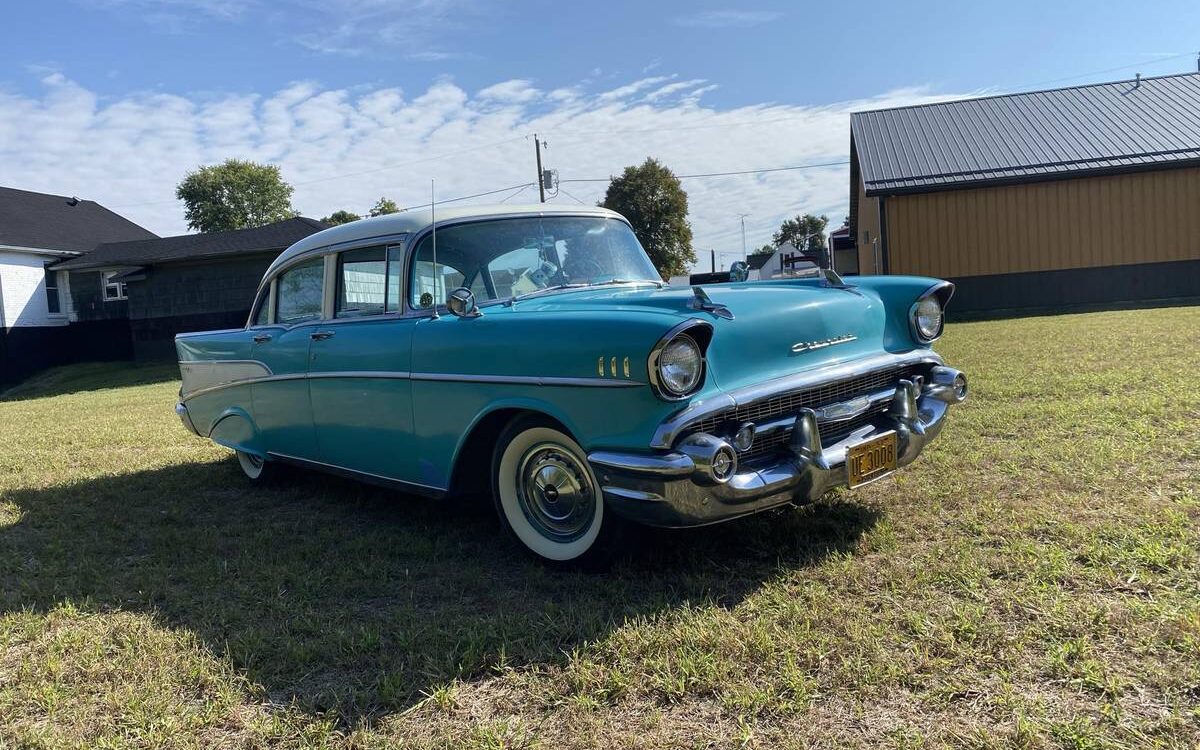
[588,365,967,528]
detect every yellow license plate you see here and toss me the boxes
[846,431,897,488]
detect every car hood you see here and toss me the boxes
[508,281,891,391]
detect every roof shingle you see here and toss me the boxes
[53,217,328,271]
[0,186,157,253]
[851,72,1200,195]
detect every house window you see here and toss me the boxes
[102,271,127,301]
[44,268,61,314]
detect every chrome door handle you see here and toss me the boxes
[310,330,335,341]
[252,333,272,344]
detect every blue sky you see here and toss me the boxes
[4,0,1199,264]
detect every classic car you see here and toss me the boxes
[174,204,967,563]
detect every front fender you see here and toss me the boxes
[208,406,264,457]
[850,275,952,349]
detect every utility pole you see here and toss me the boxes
[737,214,750,261]
[534,133,546,203]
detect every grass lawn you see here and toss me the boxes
[1,307,1198,749]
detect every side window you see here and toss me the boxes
[252,285,271,326]
[337,247,387,318]
[409,234,466,309]
[276,259,325,325]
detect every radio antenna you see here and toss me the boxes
[430,178,439,319]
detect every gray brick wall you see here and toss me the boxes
[68,270,129,321]
[127,253,276,320]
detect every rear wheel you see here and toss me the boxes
[236,450,277,482]
[492,416,615,565]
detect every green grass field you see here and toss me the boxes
[1,307,1198,749]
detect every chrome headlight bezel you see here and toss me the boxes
[909,281,955,345]
[648,320,712,400]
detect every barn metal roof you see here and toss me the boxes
[851,72,1200,195]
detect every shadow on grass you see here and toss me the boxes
[0,458,878,723]
[0,361,180,402]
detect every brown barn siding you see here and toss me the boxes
[883,166,1200,278]
[854,176,881,274]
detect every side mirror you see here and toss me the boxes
[446,286,481,318]
[729,261,749,282]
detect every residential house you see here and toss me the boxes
[746,242,819,280]
[51,217,328,360]
[0,187,156,384]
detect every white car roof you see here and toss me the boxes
[265,203,626,278]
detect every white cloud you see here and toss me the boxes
[0,71,954,269]
[477,79,541,104]
[82,0,252,19]
[673,10,783,28]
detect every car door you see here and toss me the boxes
[307,245,419,482]
[250,256,325,461]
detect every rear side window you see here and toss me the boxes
[276,259,324,324]
[252,287,270,326]
[337,247,386,318]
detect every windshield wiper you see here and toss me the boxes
[504,283,590,306]
[504,279,665,306]
[585,278,666,289]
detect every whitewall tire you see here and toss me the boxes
[492,418,611,564]
[236,450,274,482]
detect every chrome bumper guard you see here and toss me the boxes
[589,365,967,528]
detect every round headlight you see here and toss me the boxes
[913,296,944,342]
[657,335,703,396]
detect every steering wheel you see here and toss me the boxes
[568,256,605,283]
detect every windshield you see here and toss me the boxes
[409,216,660,309]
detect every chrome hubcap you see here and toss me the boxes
[516,443,595,542]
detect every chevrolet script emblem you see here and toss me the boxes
[791,334,857,353]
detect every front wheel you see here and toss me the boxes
[492,417,615,565]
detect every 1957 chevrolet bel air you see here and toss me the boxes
[175,204,967,563]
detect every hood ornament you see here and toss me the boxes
[791,334,857,353]
[689,286,734,320]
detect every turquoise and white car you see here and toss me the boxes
[175,205,967,563]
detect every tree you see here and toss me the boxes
[321,210,362,226]
[176,159,297,233]
[772,213,829,253]
[758,244,774,255]
[600,158,695,278]
[369,197,400,217]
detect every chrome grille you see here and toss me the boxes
[690,364,925,463]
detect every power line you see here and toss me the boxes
[991,51,1196,94]
[291,135,529,187]
[397,182,535,211]
[556,187,589,205]
[109,135,531,209]
[562,160,849,184]
[498,184,533,203]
